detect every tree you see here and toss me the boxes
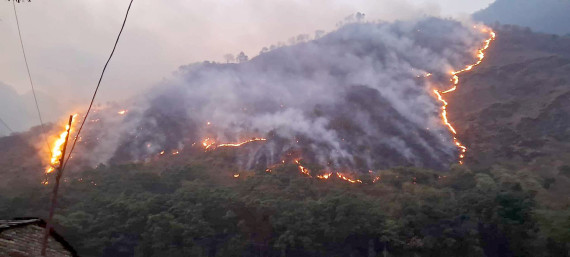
[223,54,235,64]
[236,52,248,63]
[355,12,365,22]
[259,47,269,55]
[296,34,309,43]
[314,30,325,40]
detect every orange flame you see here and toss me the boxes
[202,138,216,149]
[335,173,363,183]
[433,30,495,164]
[294,160,312,177]
[372,176,381,183]
[314,171,362,184]
[316,173,333,179]
[202,137,267,150]
[45,114,78,174]
[218,138,267,147]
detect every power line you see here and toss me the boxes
[62,0,134,172]
[12,0,51,151]
[0,117,13,134]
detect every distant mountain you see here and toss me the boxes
[473,0,570,35]
[0,81,64,136]
[0,81,32,135]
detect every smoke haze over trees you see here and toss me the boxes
[61,18,490,172]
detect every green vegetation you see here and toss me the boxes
[1,161,568,257]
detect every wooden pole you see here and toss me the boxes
[41,115,73,256]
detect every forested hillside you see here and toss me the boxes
[0,23,569,257]
[1,158,568,257]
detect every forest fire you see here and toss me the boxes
[218,138,267,147]
[45,114,78,174]
[334,173,363,183]
[316,173,333,179]
[291,159,365,184]
[202,138,216,149]
[294,160,312,177]
[433,29,496,164]
[202,137,267,150]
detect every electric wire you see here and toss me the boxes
[12,0,51,152]
[62,0,134,172]
[0,117,14,134]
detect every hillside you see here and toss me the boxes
[473,0,570,35]
[447,25,570,203]
[0,22,569,256]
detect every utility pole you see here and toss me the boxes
[41,115,73,256]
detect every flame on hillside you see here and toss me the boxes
[45,114,78,174]
[433,29,496,164]
[201,137,267,150]
[293,159,364,184]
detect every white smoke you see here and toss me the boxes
[69,17,489,171]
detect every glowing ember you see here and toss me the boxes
[335,173,363,183]
[218,138,267,148]
[45,114,77,174]
[316,173,333,179]
[202,137,267,150]
[117,110,127,115]
[314,172,362,184]
[233,174,240,178]
[433,29,495,164]
[294,160,312,177]
[202,138,216,149]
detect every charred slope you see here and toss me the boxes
[448,25,570,174]
[105,19,490,171]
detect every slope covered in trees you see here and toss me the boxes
[1,160,568,257]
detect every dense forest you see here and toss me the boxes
[0,153,568,256]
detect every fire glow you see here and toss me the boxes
[433,29,496,164]
[202,137,267,150]
[294,159,364,184]
[45,114,78,174]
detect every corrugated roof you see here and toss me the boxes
[0,217,78,256]
[0,218,42,230]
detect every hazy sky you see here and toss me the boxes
[0,0,494,129]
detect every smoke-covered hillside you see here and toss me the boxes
[64,18,489,172]
[1,17,570,257]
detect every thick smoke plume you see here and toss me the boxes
[67,18,488,172]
